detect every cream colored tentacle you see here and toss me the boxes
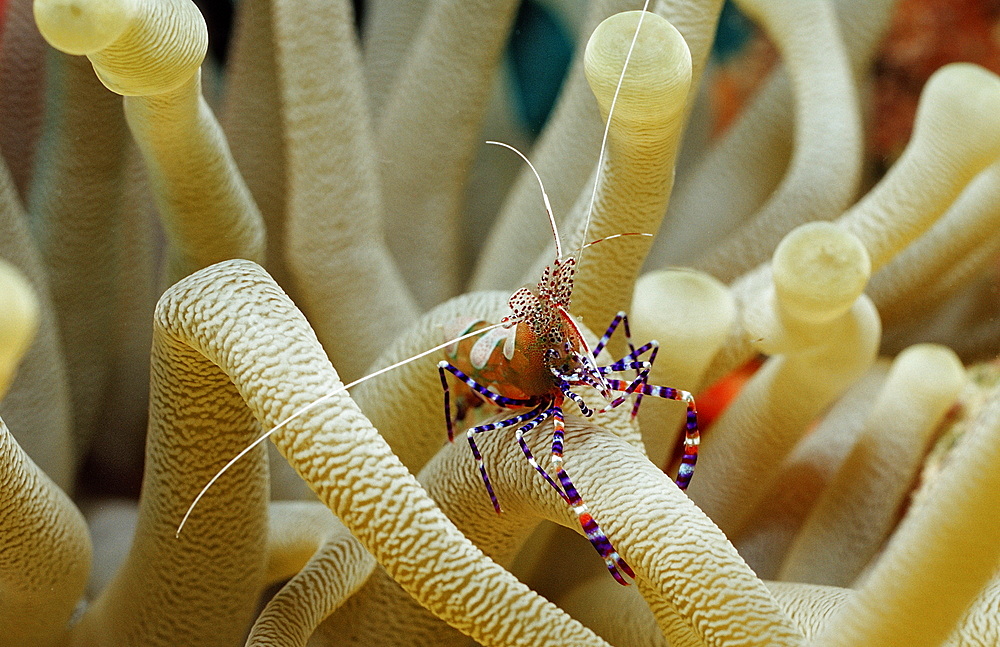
[944,570,1000,646]
[557,577,851,645]
[735,361,891,578]
[869,157,1000,327]
[630,268,734,468]
[246,501,376,647]
[361,0,432,117]
[153,259,611,647]
[220,0,289,285]
[687,223,879,536]
[778,344,965,586]
[378,0,521,309]
[808,385,1000,647]
[0,155,74,490]
[420,416,805,647]
[523,10,691,337]
[0,0,47,200]
[0,261,38,397]
[692,0,861,282]
[0,419,91,647]
[353,290,510,473]
[69,272,271,645]
[472,0,638,292]
[473,0,723,293]
[29,52,131,458]
[653,0,894,270]
[35,0,267,285]
[0,265,90,647]
[705,62,1000,389]
[271,0,418,382]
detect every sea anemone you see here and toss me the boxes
[1,0,998,645]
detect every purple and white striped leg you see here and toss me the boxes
[558,381,593,416]
[600,340,660,416]
[593,364,653,414]
[592,311,637,359]
[438,361,540,442]
[607,379,700,490]
[464,405,548,513]
[550,403,635,585]
[512,409,568,502]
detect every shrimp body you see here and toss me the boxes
[438,256,700,585]
[442,319,548,403]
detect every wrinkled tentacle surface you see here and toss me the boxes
[151,259,611,647]
[248,501,376,647]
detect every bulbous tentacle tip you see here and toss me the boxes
[0,260,39,399]
[36,0,208,96]
[584,10,692,124]
[912,63,1000,168]
[772,221,871,324]
[34,0,139,56]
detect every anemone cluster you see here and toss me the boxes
[1,0,998,646]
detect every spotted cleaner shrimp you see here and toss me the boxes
[177,0,700,586]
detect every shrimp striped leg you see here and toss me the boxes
[550,406,635,585]
[439,361,547,512]
[592,363,654,414]
[438,361,540,441]
[607,379,700,490]
[511,409,568,502]
[462,405,549,513]
[591,311,636,358]
[558,382,593,416]
[592,312,658,415]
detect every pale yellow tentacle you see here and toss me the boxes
[630,268,734,466]
[0,418,91,647]
[779,344,965,586]
[153,259,611,647]
[29,52,133,457]
[808,386,1000,647]
[247,501,376,647]
[361,0,431,117]
[0,157,74,490]
[378,0,520,308]
[0,0,48,200]
[530,10,691,337]
[692,0,861,282]
[36,0,266,284]
[735,361,891,578]
[0,268,89,647]
[473,0,723,293]
[421,416,805,647]
[655,0,894,270]
[270,0,418,381]
[706,63,1000,388]
[688,223,879,536]
[70,270,271,645]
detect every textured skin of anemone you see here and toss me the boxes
[2,0,1000,645]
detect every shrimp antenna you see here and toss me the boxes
[578,0,652,261]
[580,231,652,250]
[175,321,506,537]
[486,140,562,261]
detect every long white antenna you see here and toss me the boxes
[578,0,652,261]
[486,140,562,261]
[175,321,505,537]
